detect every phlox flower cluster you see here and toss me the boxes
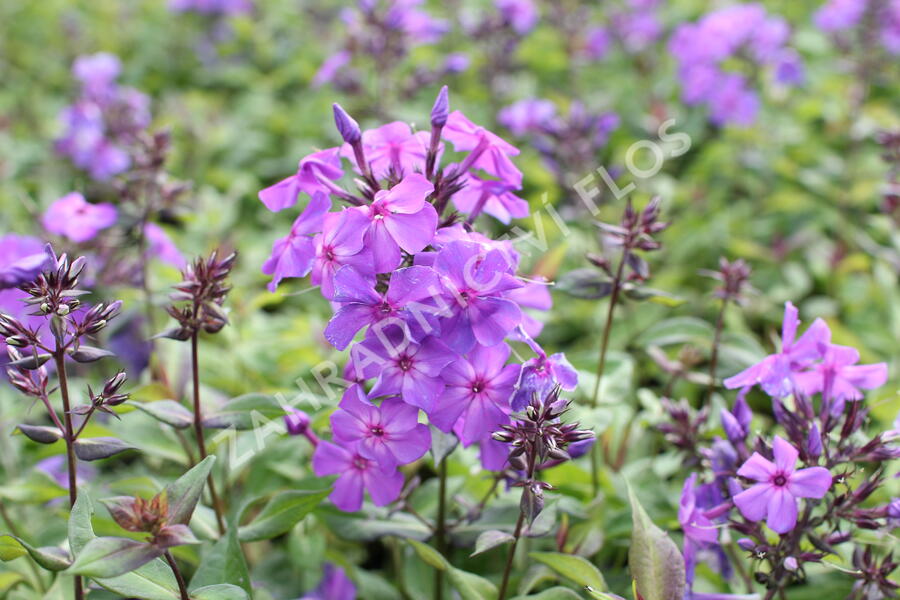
[583,0,664,60]
[259,87,577,512]
[55,53,151,180]
[168,0,253,16]
[669,3,804,127]
[814,0,900,55]
[677,302,897,594]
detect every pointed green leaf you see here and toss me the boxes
[471,530,515,557]
[73,437,136,461]
[68,537,161,578]
[627,484,686,600]
[238,489,330,542]
[201,393,285,430]
[0,571,24,594]
[408,539,449,571]
[447,567,498,600]
[510,587,585,600]
[165,456,216,526]
[191,584,250,599]
[15,424,63,444]
[529,552,606,591]
[189,527,250,594]
[128,400,194,429]
[0,535,70,570]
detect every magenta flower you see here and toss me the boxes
[496,0,539,34]
[351,325,455,411]
[428,343,519,445]
[312,441,404,512]
[343,122,435,179]
[258,148,343,212]
[331,387,431,468]
[0,235,50,290]
[313,51,352,88]
[42,192,117,243]
[301,563,356,600]
[72,53,121,99]
[363,174,437,273]
[793,343,888,402]
[263,192,331,291]
[432,240,523,352]
[679,474,719,547]
[733,436,832,534]
[443,111,523,188]
[451,171,529,224]
[497,99,557,137]
[724,302,830,398]
[311,208,372,299]
[324,264,442,350]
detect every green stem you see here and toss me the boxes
[54,352,84,600]
[191,333,226,534]
[498,451,538,600]
[434,459,448,600]
[706,298,727,404]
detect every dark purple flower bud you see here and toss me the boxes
[887,498,900,520]
[784,556,798,571]
[431,85,449,127]
[806,424,822,459]
[736,538,755,551]
[332,103,361,145]
[721,409,744,445]
[285,407,311,436]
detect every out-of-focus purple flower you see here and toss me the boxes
[720,391,752,445]
[793,343,888,402]
[144,222,185,269]
[429,343,519,445]
[42,192,117,243]
[168,0,253,16]
[301,563,356,600]
[331,386,430,467]
[496,0,539,35]
[613,10,662,52]
[385,0,449,45]
[707,74,759,127]
[312,440,404,512]
[72,53,121,100]
[814,0,866,31]
[497,99,557,137]
[0,234,50,290]
[313,51,352,88]
[351,325,455,411]
[733,436,832,533]
[452,171,529,224]
[36,455,97,491]
[443,53,471,73]
[724,302,831,398]
[774,50,806,85]
[584,26,612,60]
[259,149,344,212]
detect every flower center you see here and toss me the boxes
[471,379,485,394]
[370,426,384,437]
[352,456,369,470]
[323,246,336,262]
[773,474,787,487]
[379,302,392,315]
[398,356,413,371]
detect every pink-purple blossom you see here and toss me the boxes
[42,192,117,243]
[312,440,404,512]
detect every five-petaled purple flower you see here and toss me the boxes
[733,436,832,534]
[312,440,404,513]
[42,192,117,243]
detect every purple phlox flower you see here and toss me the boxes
[258,148,343,212]
[324,264,442,350]
[708,438,739,479]
[428,343,520,445]
[443,53,471,73]
[343,122,436,180]
[72,53,121,100]
[680,474,724,588]
[432,240,523,353]
[773,49,805,86]
[882,0,900,54]
[814,0,866,31]
[584,26,612,59]
[479,433,512,471]
[313,50,352,88]
[497,99,557,137]
[0,234,51,290]
[144,222,186,269]
[331,385,431,468]
[36,455,97,491]
[443,111,523,188]
[707,73,759,127]
[506,278,552,338]
[733,436,832,534]
[263,192,331,292]
[312,440,404,512]
[430,225,521,270]
[724,302,831,398]
[311,207,372,299]
[300,563,356,600]
[364,173,437,273]
[496,0,539,34]
[42,192,117,243]
[451,170,529,224]
[510,333,577,411]
[721,391,752,445]
[613,8,662,52]
[793,342,888,403]
[285,407,312,436]
[350,325,456,411]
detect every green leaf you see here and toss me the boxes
[73,437,136,461]
[15,424,63,444]
[471,530,515,557]
[408,539,449,571]
[201,393,285,430]
[557,269,614,300]
[189,527,251,594]
[165,456,216,526]
[529,552,606,591]
[509,587,585,600]
[323,511,431,541]
[0,571,24,594]
[68,491,94,554]
[622,286,685,307]
[0,534,70,570]
[68,537,161,579]
[128,400,194,429]
[627,484,685,600]
[238,489,330,542]
[447,567,498,600]
[191,584,250,600]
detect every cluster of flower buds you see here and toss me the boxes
[849,546,900,599]
[73,371,130,417]
[700,257,753,305]
[493,388,593,521]
[657,397,709,464]
[162,249,236,340]
[593,197,669,283]
[19,251,88,318]
[102,491,199,553]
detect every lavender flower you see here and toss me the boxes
[42,192,117,243]
[301,563,356,600]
